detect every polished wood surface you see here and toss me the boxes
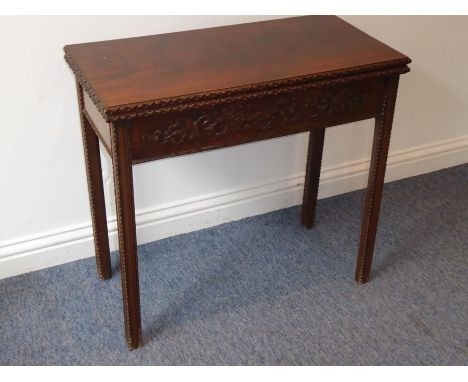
[64,16,409,111]
[65,16,411,350]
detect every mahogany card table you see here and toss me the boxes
[64,16,411,349]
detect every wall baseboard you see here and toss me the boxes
[1,135,467,280]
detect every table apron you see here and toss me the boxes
[128,77,386,163]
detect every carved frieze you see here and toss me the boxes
[141,88,375,146]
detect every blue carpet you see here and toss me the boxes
[0,164,467,365]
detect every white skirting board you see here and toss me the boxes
[1,135,467,280]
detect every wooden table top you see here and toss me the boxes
[65,16,410,116]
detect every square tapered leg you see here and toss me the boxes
[301,128,325,229]
[76,83,112,280]
[110,121,142,350]
[355,76,400,284]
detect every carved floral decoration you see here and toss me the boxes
[142,89,374,145]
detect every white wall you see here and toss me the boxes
[1,16,467,279]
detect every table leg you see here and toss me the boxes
[76,83,112,280]
[355,76,400,284]
[110,121,142,350]
[301,128,325,229]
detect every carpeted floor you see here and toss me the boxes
[0,164,467,365]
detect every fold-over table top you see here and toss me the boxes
[65,16,410,116]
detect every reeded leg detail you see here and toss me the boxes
[301,128,325,229]
[76,82,112,280]
[355,76,400,284]
[110,122,142,350]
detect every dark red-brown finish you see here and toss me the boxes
[302,128,326,229]
[129,78,385,163]
[355,76,400,284]
[76,82,112,280]
[110,121,142,350]
[64,16,411,350]
[64,16,408,110]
